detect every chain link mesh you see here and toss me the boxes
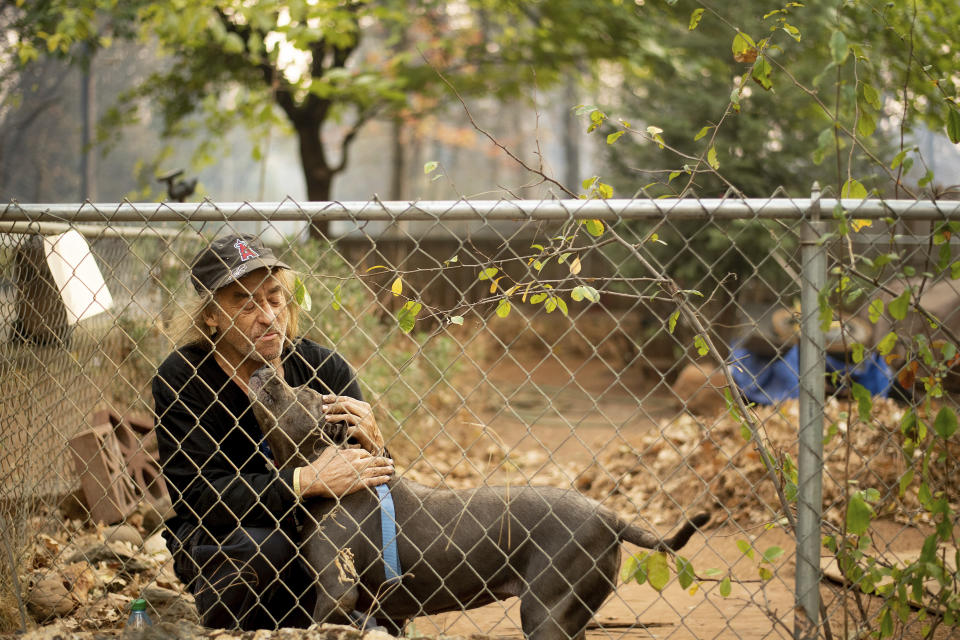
[0,196,958,639]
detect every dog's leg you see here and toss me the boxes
[302,531,360,626]
[520,538,620,640]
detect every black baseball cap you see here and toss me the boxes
[190,234,291,294]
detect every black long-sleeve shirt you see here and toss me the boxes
[153,338,362,540]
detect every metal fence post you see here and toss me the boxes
[796,184,826,639]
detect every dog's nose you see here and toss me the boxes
[249,365,275,392]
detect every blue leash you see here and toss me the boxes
[375,483,402,583]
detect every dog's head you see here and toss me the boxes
[247,365,349,469]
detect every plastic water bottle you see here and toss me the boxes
[125,598,152,634]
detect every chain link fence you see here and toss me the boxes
[0,196,958,639]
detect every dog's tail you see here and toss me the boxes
[617,512,710,551]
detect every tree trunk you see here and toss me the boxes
[389,116,404,201]
[297,119,333,240]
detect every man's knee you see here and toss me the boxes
[220,527,297,585]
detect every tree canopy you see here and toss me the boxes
[587,0,960,199]
[9,0,650,232]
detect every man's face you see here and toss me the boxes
[205,269,290,368]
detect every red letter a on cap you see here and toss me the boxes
[234,239,260,262]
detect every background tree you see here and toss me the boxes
[10,0,649,235]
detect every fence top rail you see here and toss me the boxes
[3,198,960,223]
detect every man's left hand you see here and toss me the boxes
[321,395,385,454]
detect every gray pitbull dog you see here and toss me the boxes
[248,366,709,640]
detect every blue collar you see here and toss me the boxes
[375,483,402,583]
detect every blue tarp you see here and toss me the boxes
[729,344,892,405]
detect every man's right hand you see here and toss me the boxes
[298,447,394,498]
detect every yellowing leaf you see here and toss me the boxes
[732,31,758,62]
[851,219,872,232]
[841,178,867,200]
[606,131,625,145]
[689,7,704,30]
[585,219,605,236]
[424,161,439,174]
[477,267,499,280]
[707,146,720,170]
[391,276,403,297]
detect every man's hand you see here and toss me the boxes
[322,395,385,453]
[299,446,394,498]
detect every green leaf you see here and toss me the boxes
[424,161,439,174]
[689,8,704,30]
[495,299,511,319]
[585,219,605,236]
[529,293,547,304]
[862,83,881,110]
[294,276,312,312]
[752,55,773,91]
[621,554,640,583]
[606,131,625,145]
[396,301,422,333]
[782,23,801,41]
[736,539,755,560]
[676,556,695,589]
[694,334,709,356]
[891,150,908,170]
[571,285,600,303]
[449,315,464,326]
[868,299,884,323]
[762,546,785,563]
[841,178,867,200]
[948,108,960,144]
[851,382,872,423]
[732,31,756,58]
[668,310,680,334]
[880,608,893,637]
[889,290,910,320]
[857,111,876,138]
[646,552,670,591]
[851,342,865,364]
[846,492,874,536]
[933,406,958,439]
[829,29,848,65]
[876,332,897,356]
[477,267,499,281]
[919,169,934,187]
[694,126,711,141]
[707,146,720,170]
[719,576,732,597]
[898,469,914,497]
[331,283,341,312]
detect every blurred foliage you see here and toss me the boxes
[280,238,470,452]
[8,0,649,212]
[588,0,960,198]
